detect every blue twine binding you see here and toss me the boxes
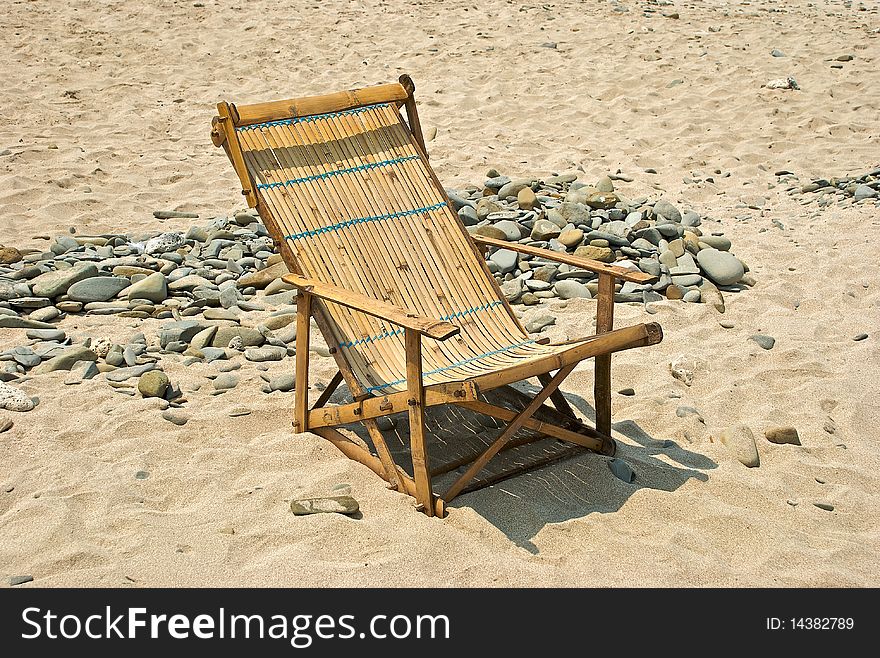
[362,338,537,394]
[236,103,392,132]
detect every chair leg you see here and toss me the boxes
[364,419,404,492]
[538,372,577,419]
[594,273,615,436]
[405,329,434,516]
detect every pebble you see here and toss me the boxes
[269,373,296,392]
[750,334,775,350]
[290,495,359,516]
[718,424,760,467]
[0,418,12,433]
[608,458,635,483]
[228,407,251,417]
[245,346,287,362]
[126,271,167,303]
[764,426,800,445]
[813,502,834,512]
[30,262,98,298]
[696,248,744,286]
[0,381,36,412]
[213,373,239,391]
[32,345,98,374]
[25,329,66,342]
[212,326,265,348]
[618,388,635,396]
[525,314,555,333]
[105,364,156,382]
[553,280,592,299]
[9,575,34,586]
[64,360,99,384]
[161,410,189,425]
[66,276,130,303]
[853,333,868,341]
[0,316,56,330]
[138,370,170,398]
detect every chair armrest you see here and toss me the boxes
[281,274,460,341]
[471,235,655,284]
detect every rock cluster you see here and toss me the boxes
[0,212,303,411]
[447,170,751,309]
[786,166,880,208]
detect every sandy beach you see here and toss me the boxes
[1,0,879,587]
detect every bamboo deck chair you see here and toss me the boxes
[211,75,663,517]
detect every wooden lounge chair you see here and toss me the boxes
[211,75,663,517]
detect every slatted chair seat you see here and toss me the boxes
[212,76,663,516]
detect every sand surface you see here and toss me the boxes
[1,0,879,587]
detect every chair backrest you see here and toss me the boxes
[215,83,528,394]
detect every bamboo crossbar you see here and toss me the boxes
[212,75,666,516]
[282,273,459,341]
[231,83,409,127]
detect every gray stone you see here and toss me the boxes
[290,495,359,516]
[530,219,561,241]
[200,347,228,362]
[764,426,800,445]
[138,370,170,398]
[269,373,296,392]
[213,373,239,390]
[813,502,834,512]
[105,364,156,382]
[683,289,702,303]
[681,210,701,227]
[653,199,681,222]
[853,185,878,201]
[853,333,868,341]
[25,329,66,341]
[718,425,760,467]
[66,276,130,303]
[525,314,555,333]
[608,458,635,483]
[555,202,592,225]
[203,308,239,321]
[168,274,213,291]
[553,280,592,299]
[697,248,744,286]
[126,272,167,303]
[750,334,775,350]
[490,249,519,274]
[245,345,287,362]
[159,320,205,348]
[671,274,703,287]
[31,345,97,374]
[9,575,33,586]
[31,262,98,298]
[699,235,732,251]
[28,306,60,323]
[64,360,99,385]
[493,220,523,241]
[497,179,532,199]
[162,410,189,426]
[500,277,523,303]
[212,327,265,348]
[458,206,478,226]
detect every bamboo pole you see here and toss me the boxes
[405,329,434,516]
[594,273,615,436]
[294,291,312,432]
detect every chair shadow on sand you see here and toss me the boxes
[337,381,716,553]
